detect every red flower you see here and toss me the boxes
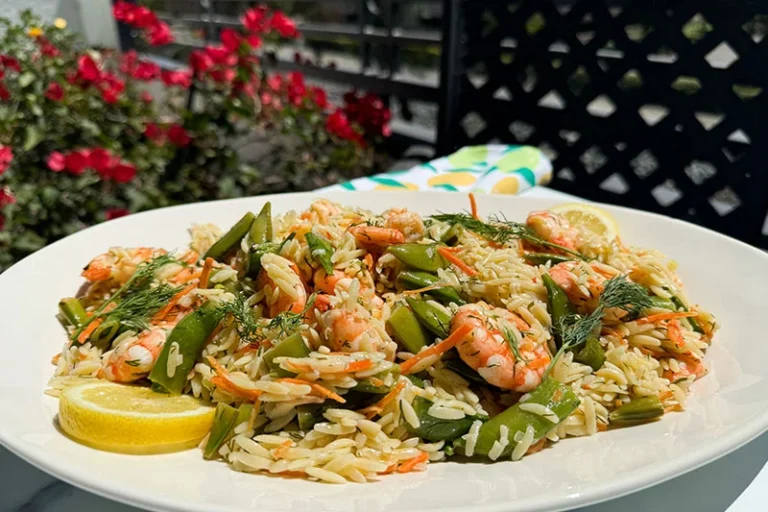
[99,73,125,104]
[141,91,153,103]
[0,83,9,101]
[0,55,21,73]
[132,60,160,80]
[167,124,191,147]
[111,161,136,183]
[260,92,273,106]
[210,68,236,83]
[0,186,15,207]
[246,34,262,49]
[270,11,298,38]
[105,207,130,220]
[112,1,133,22]
[205,45,237,66]
[44,82,64,101]
[147,21,174,46]
[288,71,304,86]
[267,74,283,91]
[0,145,12,175]
[190,50,214,74]
[220,28,242,52]
[144,123,165,144]
[46,151,66,172]
[161,69,192,88]
[65,150,91,175]
[242,6,268,33]
[130,7,158,29]
[311,87,328,109]
[77,55,101,82]
[326,109,363,144]
[119,49,138,75]
[89,148,113,177]
[36,37,60,58]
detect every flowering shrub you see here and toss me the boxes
[0,6,391,271]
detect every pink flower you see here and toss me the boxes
[167,124,191,147]
[246,34,262,49]
[0,186,15,207]
[210,68,235,83]
[220,28,242,52]
[147,21,174,46]
[0,145,12,175]
[76,55,101,82]
[311,87,328,109]
[119,49,138,74]
[260,92,273,106]
[161,69,192,88]
[270,11,298,38]
[65,150,91,175]
[132,60,160,80]
[267,74,283,91]
[46,151,66,172]
[0,55,21,73]
[141,90,153,103]
[205,45,237,66]
[105,207,130,220]
[44,82,64,101]
[88,148,113,177]
[189,50,214,74]
[144,123,165,144]
[242,6,268,33]
[111,161,136,183]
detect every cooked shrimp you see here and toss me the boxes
[259,253,307,317]
[82,247,161,284]
[383,208,425,243]
[451,304,550,392]
[548,261,611,306]
[526,211,580,251]
[301,199,341,224]
[313,268,383,310]
[101,327,167,382]
[348,225,405,248]
[317,307,395,359]
[664,355,706,382]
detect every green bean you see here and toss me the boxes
[262,332,310,377]
[609,395,664,424]
[150,303,224,394]
[396,270,466,305]
[305,232,335,275]
[388,243,446,272]
[524,253,572,266]
[406,297,452,339]
[406,396,485,442]
[249,202,272,245]
[573,336,605,371]
[58,297,88,327]
[387,304,431,353]
[454,377,580,458]
[203,403,239,459]
[205,212,255,261]
[543,273,576,350]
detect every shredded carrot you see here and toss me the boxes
[363,253,374,271]
[380,463,398,475]
[359,381,406,419]
[526,356,549,371]
[345,359,374,373]
[182,250,199,264]
[77,317,103,344]
[369,377,384,387]
[51,353,61,365]
[211,376,263,401]
[272,439,294,459]
[597,422,608,432]
[153,283,197,321]
[198,257,215,289]
[525,439,547,455]
[172,267,202,284]
[511,313,530,331]
[400,323,473,375]
[397,451,429,473]
[283,361,314,373]
[278,378,346,403]
[667,320,685,348]
[468,192,479,220]
[637,311,697,324]
[437,246,478,277]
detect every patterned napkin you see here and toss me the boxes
[322,145,552,195]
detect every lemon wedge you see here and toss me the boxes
[550,203,620,242]
[59,381,215,454]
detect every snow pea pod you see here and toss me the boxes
[387,303,430,354]
[454,377,580,458]
[543,273,576,350]
[524,253,572,266]
[203,403,238,459]
[396,270,466,306]
[609,395,664,424]
[263,332,310,377]
[406,396,485,442]
[573,336,605,371]
[388,243,446,272]
[58,297,87,327]
[249,202,273,245]
[150,303,224,394]
[305,232,335,275]
[205,212,255,261]
[405,297,452,339]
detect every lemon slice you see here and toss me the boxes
[550,203,620,242]
[59,381,215,454]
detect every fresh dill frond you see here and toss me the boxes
[217,293,265,343]
[106,283,180,332]
[430,212,585,259]
[599,275,653,317]
[501,326,527,362]
[267,293,317,337]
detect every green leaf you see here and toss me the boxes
[23,125,43,151]
[18,72,35,88]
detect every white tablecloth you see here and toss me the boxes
[4,187,766,511]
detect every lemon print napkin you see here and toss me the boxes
[323,145,552,195]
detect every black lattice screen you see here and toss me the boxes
[443,0,768,248]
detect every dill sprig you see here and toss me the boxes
[430,212,585,259]
[267,293,317,337]
[71,253,179,343]
[216,293,265,343]
[105,283,180,332]
[545,275,651,376]
[501,326,527,363]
